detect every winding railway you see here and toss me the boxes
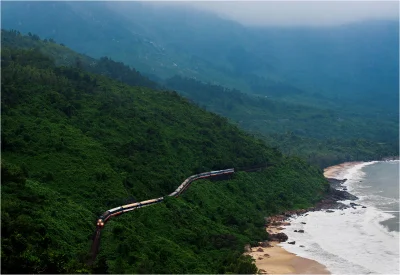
[90,168,235,263]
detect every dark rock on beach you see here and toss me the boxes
[327,187,358,201]
[268,232,288,242]
[288,241,296,245]
[303,177,360,213]
[326,178,347,188]
[259,241,272,248]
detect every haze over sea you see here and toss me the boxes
[280,160,399,274]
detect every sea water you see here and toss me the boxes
[279,160,399,274]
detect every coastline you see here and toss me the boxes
[323,161,364,178]
[246,161,365,274]
[245,220,330,274]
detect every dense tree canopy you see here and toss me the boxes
[1,46,328,273]
[3,29,397,169]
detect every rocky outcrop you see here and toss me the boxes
[326,178,348,189]
[328,187,358,201]
[258,241,272,248]
[267,232,288,242]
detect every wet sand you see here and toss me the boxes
[247,241,330,274]
[246,224,330,274]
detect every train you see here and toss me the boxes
[96,168,234,229]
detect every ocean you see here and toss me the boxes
[279,160,399,274]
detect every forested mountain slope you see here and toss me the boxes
[4,29,397,168]
[164,76,399,166]
[1,29,160,90]
[1,46,329,273]
[2,1,398,113]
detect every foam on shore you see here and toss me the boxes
[280,161,399,274]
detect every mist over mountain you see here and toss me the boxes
[2,1,398,113]
[1,1,399,273]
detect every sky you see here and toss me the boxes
[162,1,399,27]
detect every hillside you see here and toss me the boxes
[1,45,329,273]
[2,1,398,114]
[1,29,160,90]
[164,76,399,166]
[3,29,397,168]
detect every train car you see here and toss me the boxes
[179,180,193,194]
[109,206,123,213]
[156,196,164,202]
[197,173,208,179]
[140,198,159,206]
[122,207,136,213]
[121,201,140,209]
[110,211,123,218]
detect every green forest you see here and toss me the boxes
[3,29,397,170]
[2,33,331,273]
[165,76,398,167]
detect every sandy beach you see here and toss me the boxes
[246,223,330,274]
[323,161,363,178]
[246,162,365,274]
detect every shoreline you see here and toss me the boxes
[323,161,364,178]
[245,219,330,274]
[246,161,367,274]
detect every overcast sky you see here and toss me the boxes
[165,1,399,27]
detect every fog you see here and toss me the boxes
[146,0,399,27]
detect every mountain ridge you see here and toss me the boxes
[2,1,398,113]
